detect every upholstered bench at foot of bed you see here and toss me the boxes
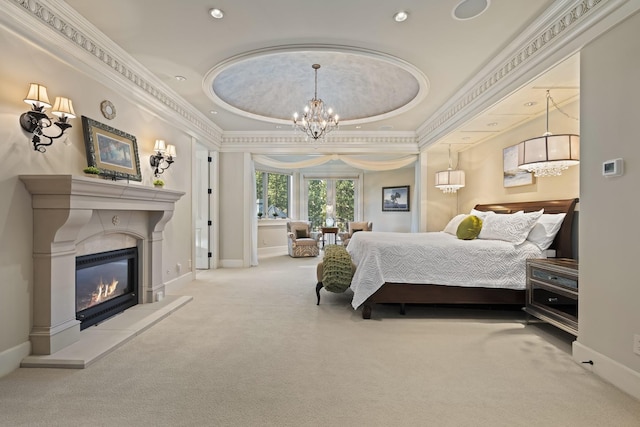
[315,245,356,305]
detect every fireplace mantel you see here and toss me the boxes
[20,174,184,210]
[20,175,185,356]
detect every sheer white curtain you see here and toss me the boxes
[252,154,417,171]
[250,159,258,266]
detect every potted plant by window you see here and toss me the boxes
[83,166,101,177]
[153,178,165,188]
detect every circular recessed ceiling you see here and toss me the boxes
[203,46,429,125]
[452,0,490,21]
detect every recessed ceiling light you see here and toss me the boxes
[175,75,186,81]
[355,126,362,129]
[209,8,224,19]
[393,11,409,22]
[209,110,218,115]
[275,125,282,129]
[524,101,537,107]
[487,122,498,127]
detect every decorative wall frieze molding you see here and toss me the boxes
[220,133,419,154]
[4,0,222,146]
[223,135,417,145]
[416,0,631,148]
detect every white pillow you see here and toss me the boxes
[478,209,544,244]
[526,213,566,250]
[469,208,495,220]
[443,214,467,235]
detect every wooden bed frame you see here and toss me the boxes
[360,198,578,319]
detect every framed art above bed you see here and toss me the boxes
[503,144,534,187]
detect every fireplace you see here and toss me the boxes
[20,174,185,356]
[76,247,139,330]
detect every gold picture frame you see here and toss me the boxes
[81,116,141,181]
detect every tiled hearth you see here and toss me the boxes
[19,175,191,368]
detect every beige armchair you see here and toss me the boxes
[338,221,373,246]
[286,221,320,258]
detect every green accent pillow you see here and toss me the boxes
[456,215,483,240]
[295,228,309,238]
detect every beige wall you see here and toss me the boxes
[219,152,248,265]
[0,27,195,370]
[425,149,462,232]
[579,11,640,375]
[362,168,415,233]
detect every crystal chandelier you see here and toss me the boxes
[293,64,339,141]
[517,90,580,177]
[435,145,465,194]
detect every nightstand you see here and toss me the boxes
[524,258,578,336]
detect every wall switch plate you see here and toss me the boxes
[634,334,640,356]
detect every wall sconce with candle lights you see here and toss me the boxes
[19,83,76,152]
[149,140,177,177]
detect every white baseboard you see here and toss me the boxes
[0,341,31,378]
[164,271,194,294]
[573,341,640,400]
[220,259,245,268]
[258,246,287,258]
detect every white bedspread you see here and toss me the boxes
[346,231,543,309]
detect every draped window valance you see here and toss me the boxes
[252,154,417,171]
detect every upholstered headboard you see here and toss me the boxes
[473,198,578,259]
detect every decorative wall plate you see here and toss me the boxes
[100,100,116,120]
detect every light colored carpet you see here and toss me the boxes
[1,254,639,426]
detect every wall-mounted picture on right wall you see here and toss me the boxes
[503,144,535,187]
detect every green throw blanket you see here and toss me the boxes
[321,245,355,293]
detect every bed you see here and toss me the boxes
[347,199,578,319]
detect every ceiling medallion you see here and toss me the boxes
[100,100,116,120]
[292,64,339,141]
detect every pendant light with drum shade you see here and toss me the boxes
[435,145,465,194]
[517,90,579,177]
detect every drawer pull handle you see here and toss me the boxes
[548,297,559,303]
[548,276,559,281]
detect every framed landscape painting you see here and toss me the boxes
[382,185,410,212]
[503,144,534,188]
[81,116,142,181]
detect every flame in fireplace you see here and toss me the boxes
[90,277,119,305]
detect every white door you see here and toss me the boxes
[195,147,210,269]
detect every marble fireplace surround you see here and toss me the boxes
[19,175,189,366]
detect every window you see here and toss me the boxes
[305,178,356,231]
[256,171,290,218]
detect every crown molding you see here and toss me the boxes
[220,132,419,154]
[6,0,637,153]
[3,0,223,147]
[416,0,636,148]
